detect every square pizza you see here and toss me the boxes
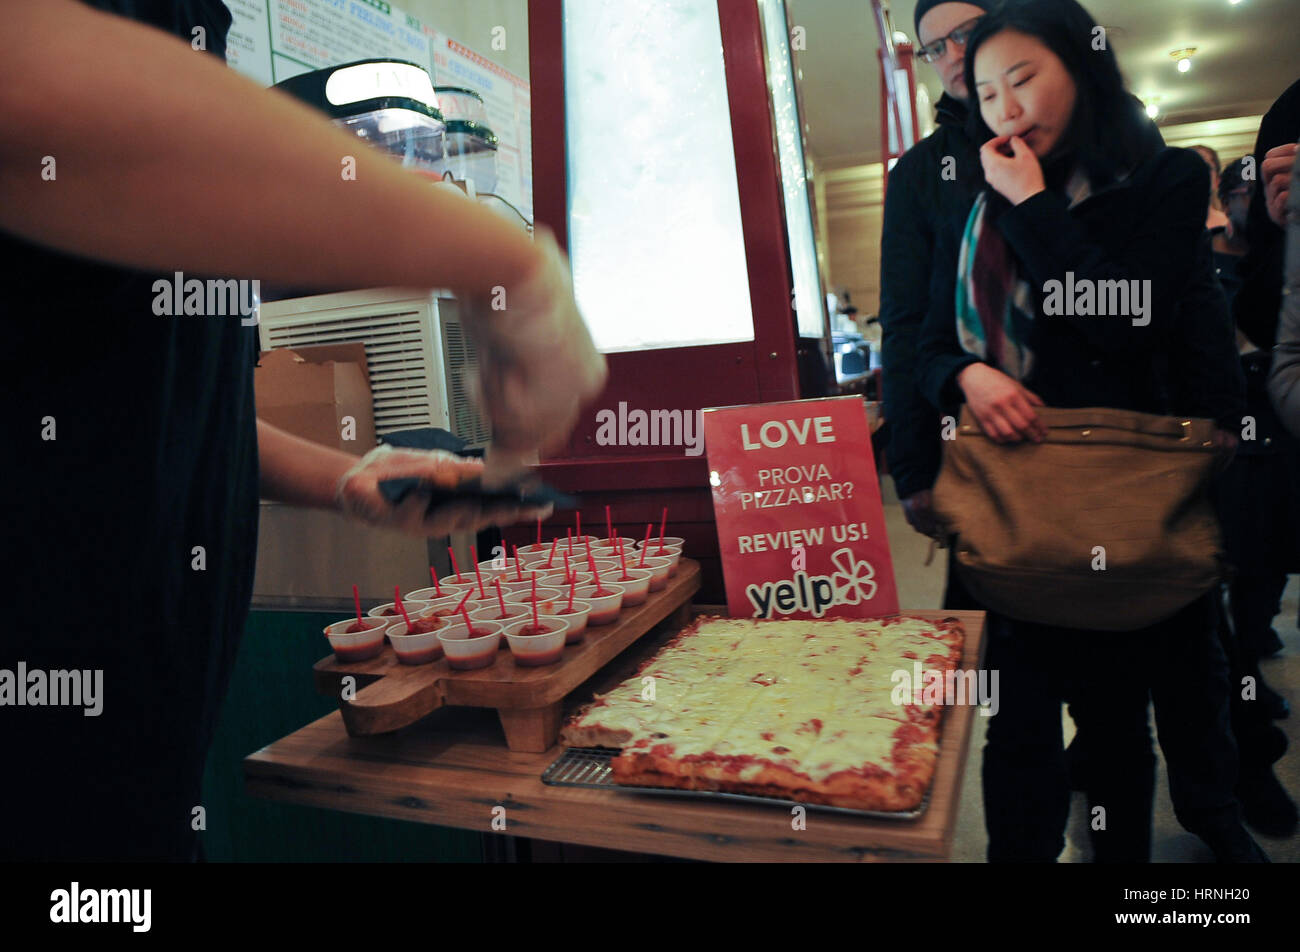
[560,615,966,812]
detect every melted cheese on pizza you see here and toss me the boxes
[571,616,962,783]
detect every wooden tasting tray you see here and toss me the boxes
[313,558,702,751]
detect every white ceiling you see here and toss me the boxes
[787,0,1300,167]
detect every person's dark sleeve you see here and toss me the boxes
[1269,145,1300,436]
[879,150,942,499]
[1234,79,1300,349]
[1165,231,1246,428]
[915,215,980,412]
[995,149,1209,355]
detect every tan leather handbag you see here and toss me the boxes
[932,406,1226,631]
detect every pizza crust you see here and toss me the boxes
[609,755,929,812]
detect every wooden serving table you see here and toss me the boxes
[244,608,986,862]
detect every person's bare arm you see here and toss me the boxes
[256,421,360,509]
[0,0,541,294]
[0,2,596,537]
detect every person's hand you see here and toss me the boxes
[980,135,1046,206]
[1210,426,1239,475]
[957,363,1047,444]
[334,445,552,536]
[1262,143,1296,228]
[461,227,608,474]
[901,489,941,539]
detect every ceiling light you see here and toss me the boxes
[1170,47,1197,73]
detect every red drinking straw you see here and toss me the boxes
[471,545,487,598]
[494,577,507,617]
[567,575,576,613]
[531,574,540,629]
[545,538,558,569]
[429,566,443,597]
[587,549,605,595]
[449,546,463,582]
[563,550,572,584]
[352,584,363,629]
[513,545,523,581]
[456,590,474,632]
[640,523,652,567]
[605,505,612,544]
[395,586,413,630]
[537,517,542,546]
[618,544,628,578]
[659,507,668,548]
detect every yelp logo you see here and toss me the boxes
[745,547,878,618]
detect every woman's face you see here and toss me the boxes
[973,29,1077,158]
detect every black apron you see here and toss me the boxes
[0,0,259,860]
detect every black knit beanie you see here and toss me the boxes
[914,0,994,38]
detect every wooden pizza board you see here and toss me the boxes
[313,559,702,750]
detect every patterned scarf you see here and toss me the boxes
[956,171,1094,381]
[955,193,1037,381]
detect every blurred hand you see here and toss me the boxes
[957,363,1048,444]
[901,489,941,539]
[462,227,608,469]
[1263,143,1296,228]
[1211,426,1239,474]
[335,445,551,536]
[980,136,1047,206]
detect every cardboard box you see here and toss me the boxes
[255,343,377,456]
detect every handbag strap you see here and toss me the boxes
[956,406,1219,450]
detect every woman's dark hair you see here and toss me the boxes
[1218,156,1252,206]
[962,0,1159,190]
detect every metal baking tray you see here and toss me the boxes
[542,747,930,821]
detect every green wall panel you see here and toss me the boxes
[201,609,482,862]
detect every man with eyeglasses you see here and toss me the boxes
[879,0,989,578]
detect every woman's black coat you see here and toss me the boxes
[916,147,1245,427]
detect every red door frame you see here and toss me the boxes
[518,0,800,599]
[527,0,799,467]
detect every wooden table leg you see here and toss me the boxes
[498,701,563,752]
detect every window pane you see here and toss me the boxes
[564,0,755,352]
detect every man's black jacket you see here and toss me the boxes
[1234,78,1300,350]
[879,94,983,498]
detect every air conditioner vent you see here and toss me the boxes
[259,289,486,447]
[439,304,490,446]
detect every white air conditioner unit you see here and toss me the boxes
[258,287,490,447]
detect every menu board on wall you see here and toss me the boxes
[428,36,533,221]
[223,0,532,221]
[225,0,274,86]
